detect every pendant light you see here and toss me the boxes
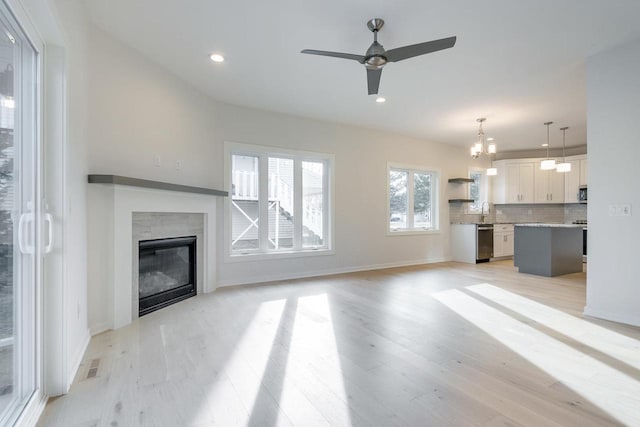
[540,121,556,170]
[487,152,497,176]
[556,127,572,173]
[470,118,496,159]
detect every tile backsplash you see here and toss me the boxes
[450,203,587,224]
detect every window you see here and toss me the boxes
[388,164,439,233]
[468,169,485,213]
[227,142,333,258]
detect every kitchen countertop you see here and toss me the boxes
[515,223,584,228]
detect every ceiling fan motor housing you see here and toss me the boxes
[365,42,387,69]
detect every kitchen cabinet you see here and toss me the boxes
[492,161,534,204]
[494,224,514,257]
[580,158,588,186]
[534,166,564,203]
[563,155,587,203]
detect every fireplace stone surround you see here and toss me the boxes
[87,183,219,334]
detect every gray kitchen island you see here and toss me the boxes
[514,224,583,277]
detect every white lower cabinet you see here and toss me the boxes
[493,224,514,257]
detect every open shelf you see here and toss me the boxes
[448,199,475,203]
[448,178,475,183]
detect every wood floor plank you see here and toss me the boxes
[37,260,640,427]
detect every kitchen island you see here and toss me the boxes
[514,224,583,277]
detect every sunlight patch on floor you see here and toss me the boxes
[194,299,287,425]
[433,289,640,426]
[283,294,352,426]
[467,283,640,370]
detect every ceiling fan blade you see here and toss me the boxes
[386,36,457,63]
[301,49,365,63]
[367,68,382,95]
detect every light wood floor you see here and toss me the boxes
[38,261,640,427]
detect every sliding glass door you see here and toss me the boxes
[0,1,40,424]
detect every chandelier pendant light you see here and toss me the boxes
[470,118,496,159]
[470,118,498,175]
[556,126,572,173]
[540,121,556,170]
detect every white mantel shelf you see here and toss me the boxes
[88,174,228,197]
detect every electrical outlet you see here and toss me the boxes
[528,209,533,215]
[154,155,161,167]
[175,160,182,170]
[496,209,503,215]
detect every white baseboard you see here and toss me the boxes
[217,257,452,288]
[583,305,640,327]
[89,322,110,337]
[15,389,47,427]
[67,329,91,389]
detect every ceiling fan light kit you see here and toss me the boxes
[301,18,456,95]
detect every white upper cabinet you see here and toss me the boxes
[580,158,588,186]
[563,155,587,203]
[493,155,586,205]
[564,159,581,203]
[492,160,534,204]
[535,165,565,204]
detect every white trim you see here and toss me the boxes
[89,322,110,337]
[386,229,442,237]
[13,389,47,427]
[583,306,640,327]
[387,162,441,233]
[223,141,335,262]
[226,248,335,263]
[467,167,487,213]
[218,256,452,287]
[66,328,90,388]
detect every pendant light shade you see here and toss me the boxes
[470,118,497,159]
[556,126,571,173]
[487,167,498,176]
[540,122,556,170]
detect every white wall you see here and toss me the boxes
[584,37,640,326]
[77,17,489,331]
[47,0,91,387]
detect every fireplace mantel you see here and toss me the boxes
[88,174,228,197]
[87,183,217,334]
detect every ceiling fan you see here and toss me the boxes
[301,19,457,96]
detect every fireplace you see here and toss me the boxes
[138,236,197,316]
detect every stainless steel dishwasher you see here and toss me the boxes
[476,224,494,262]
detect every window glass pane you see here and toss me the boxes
[268,157,294,250]
[469,171,482,212]
[231,155,259,251]
[302,161,324,247]
[413,172,432,228]
[389,170,408,229]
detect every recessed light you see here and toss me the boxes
[209,53,225,63]
[376,96,386,103]
[541,143,549,147]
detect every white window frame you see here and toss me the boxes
[224,141,334,262]
[387,162,440,235]
[468,167,487,214]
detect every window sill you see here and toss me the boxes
[225,248,335,263]
[387,229,441,236]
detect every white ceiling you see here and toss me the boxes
[84,0,640,150]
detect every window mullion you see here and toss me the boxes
[259,154,269,252]
[293,158,303,250]
[407,171,415,229]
